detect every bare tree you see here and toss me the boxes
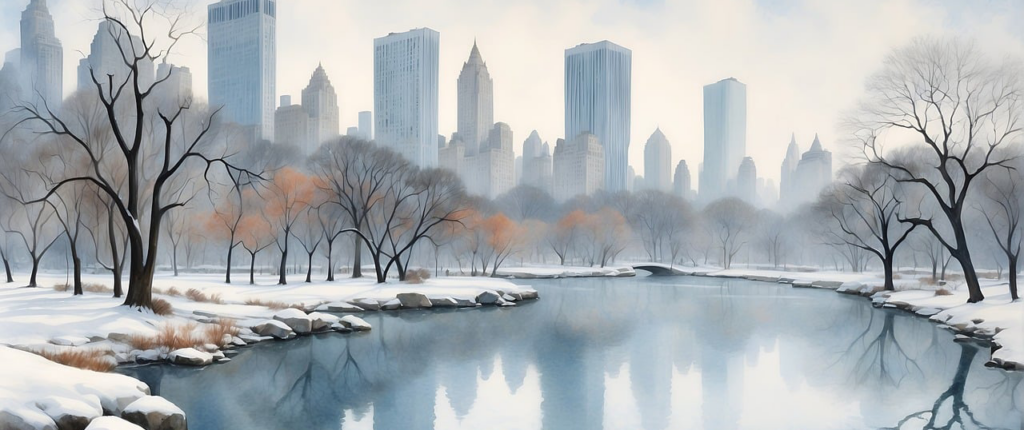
[703,198,755,270]
[849,38,1023,302]
[823,164,917,290]
[979,163,1023,300]
[266,167,313,285]
[6,1,259,309]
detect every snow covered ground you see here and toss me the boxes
[681,266,1024,371]
[0,271,538,429]
[493,265,635,278]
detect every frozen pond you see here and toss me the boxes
[121,276,1023,429]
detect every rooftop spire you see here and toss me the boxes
[467,40,483,65]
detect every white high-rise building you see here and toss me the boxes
[78,22,154,94]
[274,95,307,151]
[20,0,62,109]
[701,77,747,201]
[737,156,757,204]
[301,64,340,153]
[520,130,553,194]
[468,122,515,199]
[358,111,373,140]
[208,0,277,142]
[565,41,631,192]
[156,63,192,103]
[374,28,440,167]
[643,128,672,192]
[553,133,605,202]
[457,41,494,156]
[673,160,692,199]
[779,133,801,208]
[793,134,833,206]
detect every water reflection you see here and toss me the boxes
[122,277,1023,430]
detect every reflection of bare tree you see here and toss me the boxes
[882,344,1011,430]
[825,307,923,387]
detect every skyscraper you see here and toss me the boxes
[779,133,801,207]
[208,0,277,142]
[737,156,757,204]
[673,160,692,199]
[565,41,631,191]
[793,134,833,205]
[553,133,605,201]
[20,0,62,109]
[79,22,154,94]
[457,41,494,156]
[301,64,340,152]
[358,111,373,140]
[274,95,307,151]
[470,122,515,199]
[701,77,747,200]
[521,131,553,193]
[374,28,440,167]
[156,63,192,104]
[643,128,672,192]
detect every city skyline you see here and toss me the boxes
[0,0,1021,185]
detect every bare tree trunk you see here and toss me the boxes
[325,240,335,282]
[1010,254,1019,301]
[71,244,83,296]
[225,236,235,284]
[883,257,895,291]
[249,252,257,285]
[305,252,314,283]
[351,236,362,278]
[1,249,12,283]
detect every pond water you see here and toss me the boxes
[121,276,1023,430]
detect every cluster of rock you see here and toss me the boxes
[315,290,539,312]
[1,391,185,430]
[496,268,634,279]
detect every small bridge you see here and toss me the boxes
[631,263,691,276]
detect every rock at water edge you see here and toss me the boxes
[273,308,313,334]
[396,293,432,309]
[121,396,186,430]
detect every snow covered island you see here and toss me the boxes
[0,272,538,430]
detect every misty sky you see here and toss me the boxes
[1,0,1021,185]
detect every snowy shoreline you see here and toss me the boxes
[493,265,636,279]
[676,267,1023,372]
[0,272,539,430]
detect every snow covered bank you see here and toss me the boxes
[0,345,185,430]
[681,266,1024,371]
[494,265,635,279]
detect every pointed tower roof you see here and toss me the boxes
[467,40,484,66]
[810,133,823,152]
[648,127,668,144]
[786,133,800,159]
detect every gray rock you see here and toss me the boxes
[135,349,162,364]
[476,291,501,305]
[238,334,272,344]
[454,298,479,308]
[273,309,313,334]
[501,293,517,302]
[85,417,144,430]
[251,320,295,340]
[340,315,372,331]
[229,336,247,347]
[519,290,539,300]
[351,299,381,311]
[121,396,187,430]
[429,297,459,308]
[169,348,213,366]
[107,332,133,344]
[0,408,58,430]
[379,299,401,310]
[36,396,101,430]
[307,312,340,331]
[397,293,433,309]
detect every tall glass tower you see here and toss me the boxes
[564,41,632,192]
[374,28,440,167]
[207,0,277,142]
[20,0,63,110]
[701,77,747,200]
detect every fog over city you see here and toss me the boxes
[1,0,1021,184]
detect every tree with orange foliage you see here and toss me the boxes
[548,209,586,265]
[237,213,273,285]
[482,213,525,277]
[266,167,314,285]
[582,208,631,268]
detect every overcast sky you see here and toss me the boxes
[1,0,1022,185]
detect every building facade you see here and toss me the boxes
[553,133,605,202]
[520,130,553,194]
[78,21,154,95]
[208,0,277,142]
[467,122,515,199]
[274,95,307,151]
[737,156,757,204]
[457,41,494,156]
[374,28,440,167]
[358,111,373,140]
[156,63,193,103]
[673,160,692,199]
[643,128,672,192]
[301,64,340,153]
[793,134,833,206]
[779,133,801,207]
[701,77,747,201]
[565,41,631,192]
[20,0,62,109]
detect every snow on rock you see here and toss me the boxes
[396,293,432,309]
[120,396,186,430]
[272,308,313,334]
[380,299,401,310]
[316,301,363,313]
[428,297,459,308]
[476,291,500,305]
[350,298,381,311]
[495,265,635,279]
[250,320,295,340]
[0,346,150,428]
[85,416,144,430]
[306,312,340,332]
[35,395,102,429]
[50,336,92,347]
[339,315,371,331]
[168,348,213,366]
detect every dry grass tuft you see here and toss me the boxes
[184,288,223,304]
[934,288,954,296]
[204,319,240,347]
[83,283,111,293]
[34,348,116,372]
[53,284,70,292]
[406,268,431,284]
[155,322,203,350]
[151,298,174,316]
[244,297,292,310]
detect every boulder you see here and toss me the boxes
[36,396,101,430]
[379,299,401,311]
[107,333,133,344]
[273,309,313,334]
[135,350,162,364]
[501,293,517,302]
[396,293,432,309]
[252,320,295,339]
[317,301,364,313]
[330,322,353,333]
[429,297,459,308]
[307,312,340,331]
[229,336,247,347]
[351,299,381,311]
[519,290,539,300]
[339,315,372,331]
[475,291,501,305]
[0,407,58,430]
[454,298,479,308]
[169,348,213,366]
[237,334,273,344]
[121,396,186,430]
[85,417,144,430]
